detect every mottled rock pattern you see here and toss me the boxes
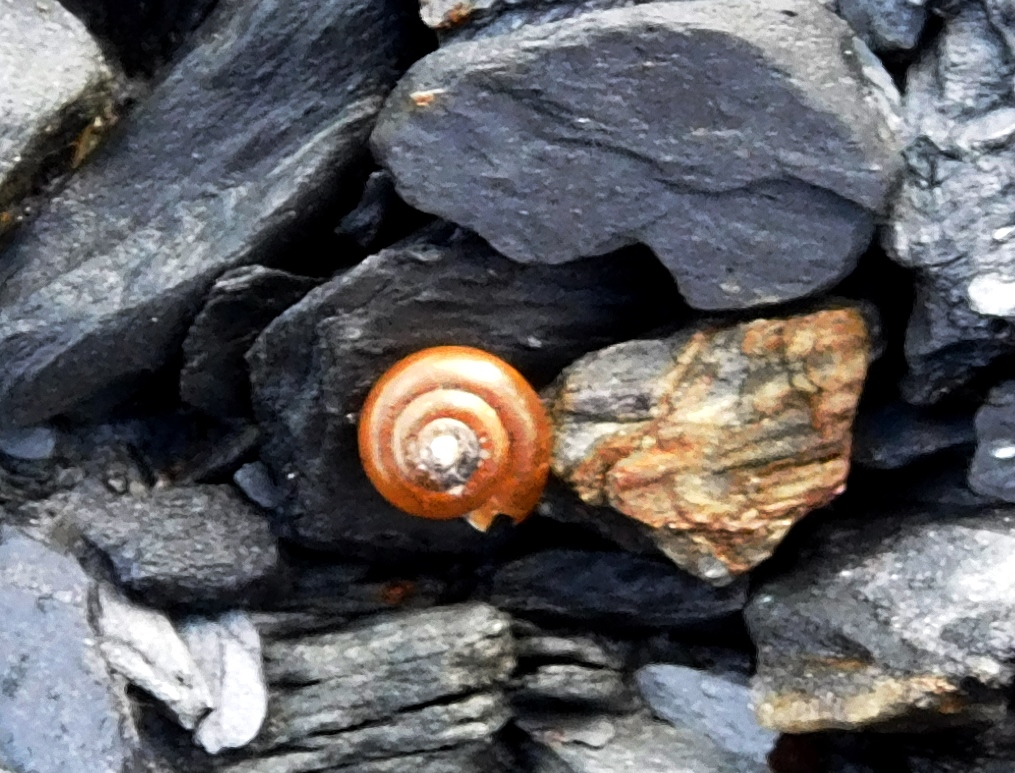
[248,225,678,556]
[489,550,746,629]
[60,483,279,605]
[747,504,1015,732]
[224,604,514,773]
[0,0,113,214]
[0,527,135,773]
[547,308,870,584]
[180,266,317,417]
[838,0,928,52]
[853,403,974,469]
[0,0,421,428]
[969,381,1015,501]
[637,665,777,773]
[372,0,901,310]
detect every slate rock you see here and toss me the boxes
[179,612,268,754]
[969,381,1015,501]
[747,504,1015,733]
[512,664,635,712]
[247,225,679,556]
[636,664,778,773]
[519,711,739,773]
[488,549,746,630]
[0,0,422,428]
[0,527,135,773]
[180,266,317,418]
[547,308,871,584]
[853,402,975,470]
[0,426,58,461]
[95,584,213,731]
[0,0,114,214]
[372,0,901,311]
[233,461,284,510]
[335,169,430,251]
[63,482,280,605]
[887,2,1015,402]
[224,604,514,773]
[837,0,928,52]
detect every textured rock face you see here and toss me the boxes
[838,0,928,53]
[248,226,678,556]
[887,2,1015,403]
[0,0,114,215]
[0,528,135,773]
[747,505,1015,733]
[372,0,902,310]
[547,308,871,584]
[969,381,1015,501]
[0,0,421,428]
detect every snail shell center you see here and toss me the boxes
[413,417,484,492]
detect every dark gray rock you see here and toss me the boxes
[887,2,1015,403]
[180,266,317,418]
[0,426,58,461]
[853,403,975,469]
[58,482,280,605]
[636,665,777,773]
[746,504,1015,733]
[247,225,679,556]
[336,170,429,250]
[0,527,136,773]
[519,711,739,773]
[512,665,634,711]
[224,604,514,773]
[0,0,422,428]
[372,0,901,311]
[837,0,928,52]
[0,0,114,213]
[488,550,746,629]
[233,461,284,510]
[970,381,1015,501]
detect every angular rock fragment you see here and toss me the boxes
[853,402,974,470]
[0,1,114,215]
[95,584,213,731]
[372,0,901,310]
[887,3,1015,402]
[0,527,136,773]
[489,550,746,629]
[336,170,429,251]
[513,665,634,712]
[180,266,318,418]
[57,482,280,605]
[637,665,777,773]
[0,0,422,428]
[179,612,268,754]
[547,308,871,584]
[747,504,1015,733]
[969,381,1015,501]
[837,0,928,53]
[248,225,678,556]
[224,604,514,773]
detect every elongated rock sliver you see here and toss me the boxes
[547,308,871,585]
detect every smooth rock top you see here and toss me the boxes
[372,0,902,310]
[0,0,113,211]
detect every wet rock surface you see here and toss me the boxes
[373,0,901,310]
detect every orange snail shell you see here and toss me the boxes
[357,346,553,531]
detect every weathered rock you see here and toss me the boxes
[520,711,739,773]
[179,612,267,754]
[488,550,746,629]
[0,0,114,215]
[637,665,777,773]
[747,504,1015,733]
[969,381,1015,501]
[0,426,58,461]
[372,0,901,311]
[0,527,136,773]
[0,0,423,428]
[853,403,975,469]
[513,665,634,711]
[837,0,928,52]
[547,308,871,584]
[180,267,317,418]
[887,3,1015,403]
[248,225,678,556]
[336,169,429,251]
[61,482,280,605]
[95,584,213,731]
[223,604,514,773]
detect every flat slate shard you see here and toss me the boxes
[247,225,679,556]
[969,381,1015,502]
[746,505,1015,733]
[547,308,871,585]
[372,0,902,311]
[0,0,422,428]
[0,0,114,215]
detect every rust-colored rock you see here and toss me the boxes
[547,308,870,584]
